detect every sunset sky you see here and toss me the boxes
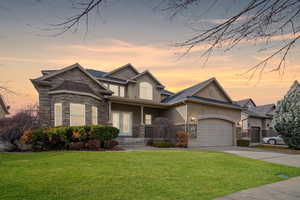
[0,0,299,114]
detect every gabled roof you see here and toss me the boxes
[0,94,9,115]
[161,89,174,96]
[252,104,275,116]
[50,80,98,96]
[35,63,111,94]
[162,77,232,104]
[130,70,164,87]
[103,63,139,78]
[235,98,256,108]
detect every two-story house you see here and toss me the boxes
[31,63,242,147]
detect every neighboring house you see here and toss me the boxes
[31,63,242,147]
[0,94,9,118]
[235,98,276,143]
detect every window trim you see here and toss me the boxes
[54,103,62,127]
[109,84,120,96]
[119,86,125,97]
[139,82,153,100]
[92,106,98,125]
[145,114,152,125]
[70,103,86,126]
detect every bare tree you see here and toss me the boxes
[161,0,300,78]
[1,0,299,77]
[48,0,300,77]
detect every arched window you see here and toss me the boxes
[139,82,153,100]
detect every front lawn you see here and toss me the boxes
[1,150,300,200]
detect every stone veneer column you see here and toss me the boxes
[139,124,145,138]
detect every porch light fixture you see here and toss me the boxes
[190,117,197,122]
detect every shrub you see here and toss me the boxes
[176,130,188,148]
[90,126,119,141]
[152,141,175,148]
[20,125,119,151]
[20,130,32,145]
[237,139,250,147]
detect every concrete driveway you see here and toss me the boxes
[191,146,300,167]
[215,176,300,200]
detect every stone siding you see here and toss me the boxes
[35,67,108,128]
[50,93,108,126]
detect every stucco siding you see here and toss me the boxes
[162,104,186,124]
[248,117,263,128]
[109,67,137,80]
[127,74,162,103]
[187,102,241,123]
[194,82,230,102]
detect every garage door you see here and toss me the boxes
[196,119,233,146]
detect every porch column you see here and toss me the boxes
[108,101,112,123]
[140,105,145,138]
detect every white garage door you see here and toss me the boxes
[196,119,233,146]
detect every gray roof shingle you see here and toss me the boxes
[162,78,214,104]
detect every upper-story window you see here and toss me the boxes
[119,86,125,97]
[106,83,125,97]
[109,84,119,96]
[140,82,153,100]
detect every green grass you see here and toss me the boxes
[1,150,300,200]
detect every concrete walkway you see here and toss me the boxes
[215,176,300,200]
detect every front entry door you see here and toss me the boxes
[251,127,260,143]
[112,111,132,136]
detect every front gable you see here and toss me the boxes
[131,71,163,87]
[104,64,139,80]
[245,99,256,108]
[193,80,231,103]
[36,63,111,95]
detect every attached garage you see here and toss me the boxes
[188,114,236,147]
[196,119,233,146]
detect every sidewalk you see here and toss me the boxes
[215,176,300,200]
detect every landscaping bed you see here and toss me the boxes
[253,144,300,154]
[1,150,300,200]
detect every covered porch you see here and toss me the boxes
[107,97,168,139]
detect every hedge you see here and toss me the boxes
[20,125,119,151]
[237,139,250,147]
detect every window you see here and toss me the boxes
[112,112,120,129]
[112,111,132,136]
[54,103,62,126]
[139,82,153,100]
[70,103,85,126]
[109,84,119,96]
[145,114,152,125]
[123,113,130,133]
[120,86,125,97]
[92,106,98,125]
